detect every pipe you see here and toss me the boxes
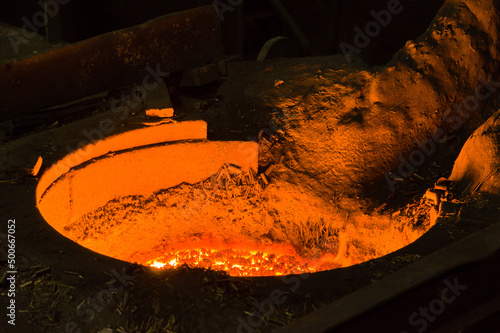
[0,5,224,121]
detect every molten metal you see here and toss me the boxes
[145,243,342,277]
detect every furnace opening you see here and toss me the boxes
[36,123,434,277]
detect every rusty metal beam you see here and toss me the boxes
[0,5,224,121]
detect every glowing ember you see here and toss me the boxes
[146,246,341,277]
[150,261,166,269]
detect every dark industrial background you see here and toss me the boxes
[0,0,444,65]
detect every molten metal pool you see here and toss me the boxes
[37,121,432,277]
